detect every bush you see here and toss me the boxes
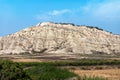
[0,60,31,80]
[25,63,78,80]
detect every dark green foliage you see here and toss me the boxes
[48,59,120,66]
[85,26,104,31]
[0,60,78,80]
[25,65,78,80]
[20,59,120,68]
[0,60,31,80]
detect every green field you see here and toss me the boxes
[1,59,117,80]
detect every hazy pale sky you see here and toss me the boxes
[0,0,120,36]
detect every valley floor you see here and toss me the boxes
[0,54,120,80]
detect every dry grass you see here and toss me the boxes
[12,58,43,62]
[73,68,120,80]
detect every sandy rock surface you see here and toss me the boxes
[0,22,120,55]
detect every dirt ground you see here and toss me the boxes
[0,54,85,62]
[73,68,120,80]
[12,58,43,62]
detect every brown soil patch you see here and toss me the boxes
[73,68,120,80]
[12,58,43,62]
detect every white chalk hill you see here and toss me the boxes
[0,22,120,55]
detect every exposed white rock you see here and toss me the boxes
[0,22,120,55]
[39,22,53,26]
[0,49,26,55]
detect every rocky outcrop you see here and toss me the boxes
[0,22,120,55]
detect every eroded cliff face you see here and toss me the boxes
[0,22,120,55]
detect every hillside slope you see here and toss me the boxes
[0,22,120,55]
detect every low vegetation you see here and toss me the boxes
[0,60,31,80]
[25,65,78,80]
[1,59,118,80]
[45,59,120,66]
[81,75,107,80]
[0,60,78,80]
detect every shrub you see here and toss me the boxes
[0,60,31,80]
[25,64,78,80]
